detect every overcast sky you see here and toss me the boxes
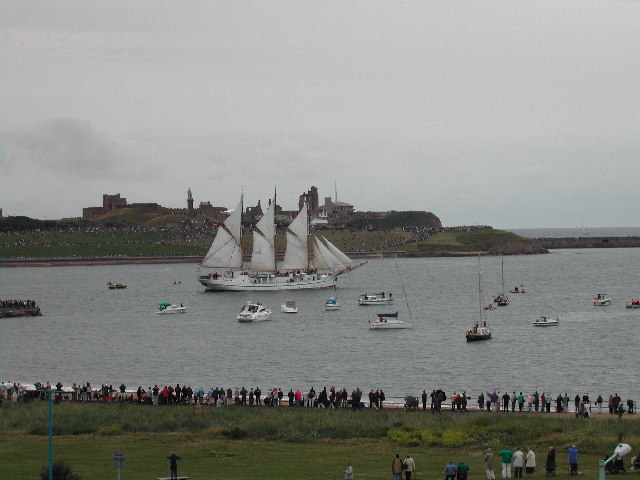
[1,1,639,228]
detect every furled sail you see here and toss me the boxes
[312,236,344,271]
[201,198,243,269]
[282,204,308,270]
[249,199,276,271]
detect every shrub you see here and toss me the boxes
[40,460,82,480]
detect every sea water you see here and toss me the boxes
[1,248,639,402]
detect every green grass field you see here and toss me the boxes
[403,230,533,253]
[2,403,638,479]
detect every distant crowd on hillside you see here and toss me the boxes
[2,381,635,417]
[1,223,493,252]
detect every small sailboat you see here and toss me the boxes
[533,315,559,326]
[467,256,492,342]
[493,258,509,306]
[281,300,298,313]
[593,294,612,306]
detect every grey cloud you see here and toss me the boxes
[4,118,117,177]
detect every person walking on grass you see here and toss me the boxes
[499,447,514,478]
[445,461,458,480]
[485,448,496,480]
[345,462,353,480]
[404,455,416,480]
[392,454,404,480]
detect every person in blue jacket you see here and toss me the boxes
[568,445,578,475]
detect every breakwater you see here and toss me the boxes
[532,236,640,249]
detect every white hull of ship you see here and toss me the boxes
[199,273,335,292]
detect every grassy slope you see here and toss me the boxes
[2,403,639,479]
[403,230,533,253]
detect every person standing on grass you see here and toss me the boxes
[404,455,415,480]
[392,454,404,480]
[526,447,536,477]
[345,462,353,480]
[485,448,496,480]
[513,447,524,478]
[445,461,458,480]
[568,445,578,475]
[167,452,181,480]
[499,447,514,478]
[545,447,556,476]
[457,460,470,480]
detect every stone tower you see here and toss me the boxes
[187,188,195,218]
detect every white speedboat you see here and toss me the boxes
[197,198,366,291]
[155,302,186,314]
[533,315,559,326]
[368,312,411,329]
[281,300,298,313]
[358,292,393,305]
[593,294,612,306]
[626,299,640,309]
[237,301,272,322]
[325,296,341,310]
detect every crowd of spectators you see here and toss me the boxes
[1,381,635,416]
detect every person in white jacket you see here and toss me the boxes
[526,448,536,477]
[513,448,524,479]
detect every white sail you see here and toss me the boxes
[312,237,330,270]
[313,237,344,270]
[282,204,308,270]
[201,199,243,269]
[322,236,355,268]
[249,199,276,271]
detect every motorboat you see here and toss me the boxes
[466,256,492,342]
[533,315,559,326]
[155,302,186,314]
[626,299,640,309]
[281,300,298,313]
[358,292,394,305]
[107,282,127,289]
[593,294,612,306]
[368,312,411,330]
[237,301,272,322]
[325,296,341,310]
[493,293,509,306]
[509,284,526,294]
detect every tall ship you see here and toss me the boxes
[197,195,366,291]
